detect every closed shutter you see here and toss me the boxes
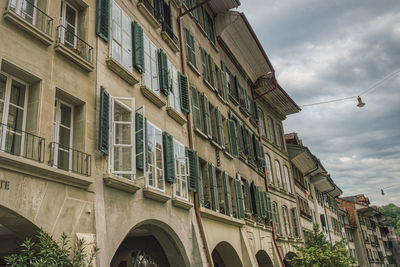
[222,172,231,216]
[228,119,239,158]
[259,190,267,219]
[184,28,191,63]
[179,73,190,113]
[96,0,110,42]
[208,54,217,88]
[255,187,261,216]
[200,47,208,81]
[208,163,217,211]
[320,214,326,227]
[245,180,252,213]
[291,208,299,237]
[189,32,196,67]
[133,21,144,73]
[265,192,273,220]
[235,177,245,219]
[252,133,260,162]
[98,87,110,154]
[250,182,258,215]
[191,85,202,130]
[201,93,211,137]
[215,107,224,148]
[186,147,198,192]
[220,61,229,102]
[259,141,266,168]
[252,101,259,122]
[233,76,239,101]
[158,49,169,95]
[153,0,164,22]
[135,113,145,170]
[243,89,250,113]
[163,132,175,183]
[202,7,209,38]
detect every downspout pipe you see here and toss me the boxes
[178,4,214,267]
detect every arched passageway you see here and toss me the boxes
[0,205,40,267]
[211,241,243,267]
[284,251,296,267]
[111,220,189,267]
[256,249,274,267]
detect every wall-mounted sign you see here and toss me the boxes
[0,180,10,190]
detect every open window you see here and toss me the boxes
[146,121,164,191]
[173,139,189,200]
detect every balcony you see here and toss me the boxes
[0,123,45,162]
[3,0,53,45]
[161,22,179,53]
[137,0,161,29]
[55,25,94,72]
[48,142,91,176]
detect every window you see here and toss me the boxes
[0,73,28,156]
[200,93,211,137]
[242,178,252,215]
[267,117,276,144]
[111,1,132,70]
[9,0,38,25]
[173,139,188,200]
[277,124,285,151]
[291,208,300,238]
[110,97,135,180]
[199,47,217,89]
[184,0,198,21]
[265,154,273,184]
[191,85,203,131]
[53,99,73,171]
[282,206,292,237]
[59,1,78,48]
[283,165,292,193]
[272,202,282,235]
[259,108,267,138]
[146,121,164,190]
[143,35,159,94]
[168,61,180,112]
[201,7,215,43]
[275,160,283,189]
[184,27,196,67]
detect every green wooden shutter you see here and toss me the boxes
[135,113,144,170]
[154,0,164,22]
[191,85,202,130]
[220,61,229,101]
[96,0,110,42]
[179,73,190,113]
[158,49,169,95]
[186,147,198,192]
[163,132,175,183]
[250,182,257,215]
[252,101,259,122]
[259,141,266,168]
[215,107,224,148]
[265,192,273,220]
[252,133,260,162]
[200,47,208,81]
[259,190,267,219]
[208,55,217,88]
[243,89,250,113]
[291,208,299,237]
[240,124,247,155]
[201,93,211,137]
[208,163,217,211]
[233,76,239,101]
[228,119,239,158]
[98,86,110,154]
[320,214,326,227]
[189,32,196,67]
[202,7,209,38]
[222,172,231,216]
[133,21,144,73]
[235,178,245,219]
[245,180,252,213]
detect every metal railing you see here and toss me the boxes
[162,22,178,45]
[6,0,53,36]
[48,142,91,176]
[139,0,162,22]
[0,123,45,162]
[56,25,93,64]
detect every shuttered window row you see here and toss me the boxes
[184,27,197,67]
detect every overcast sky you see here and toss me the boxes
[237,1,400,206]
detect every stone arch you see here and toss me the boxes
[211,241,243,267]
[110,219,190,267]
[255,250,274,267]
[0,205,40,266]
[283,251,297,267]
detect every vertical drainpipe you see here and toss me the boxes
[253,75,285,267]
[178,5,214,267]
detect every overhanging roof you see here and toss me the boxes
[209,0,240,13]
[358,206,381,217]
[287,144,317,174]
[310,173,335,192]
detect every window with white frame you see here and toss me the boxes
[146,121,164,191]
[111,1,132,71]
[283,165,292,193]
[267,116,276,144]
[282,205,292,237]
[265,153,273,184]
[110,97,135,180]
[275,160,283,189]
[173,139,188,200]
[59,0,78,49]
[168,61,181,112]
[272,202,282,235]
[0,73,28,156]
[10,0,37,24]
[143,35,159,94]
[53,99,73,171]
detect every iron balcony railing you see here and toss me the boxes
[56,25,93,64]
[162,22,178,45]
[48,142,91,176]
[6,0,53,36]
[0,123,45,162]
[139,0,164,23]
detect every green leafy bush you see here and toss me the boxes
[4,229,99,267]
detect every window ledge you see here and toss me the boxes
[3,10,53,46]
[203,79,217,93]
[167,107,186,125]
[229,95,239,106]
[141,86,166,108]
[216,94,227,105]
[195,20,208,40]
[239,106,250,118]
[161,31,179,53]
[199,207,245,227]
[143,187,170,203]
[245,218,256,227]
[187,61,200,76]
[194,127,209,140]
[55,43,94,72]
[106,57,139,85]
[172,197,193,210]
[137,2,161,29]
[223,150,234,160]
[210,140,222,150]
[210,39,218,53]
[0,151,92,189]
[276,235,286,241]
[103,173,141,193]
